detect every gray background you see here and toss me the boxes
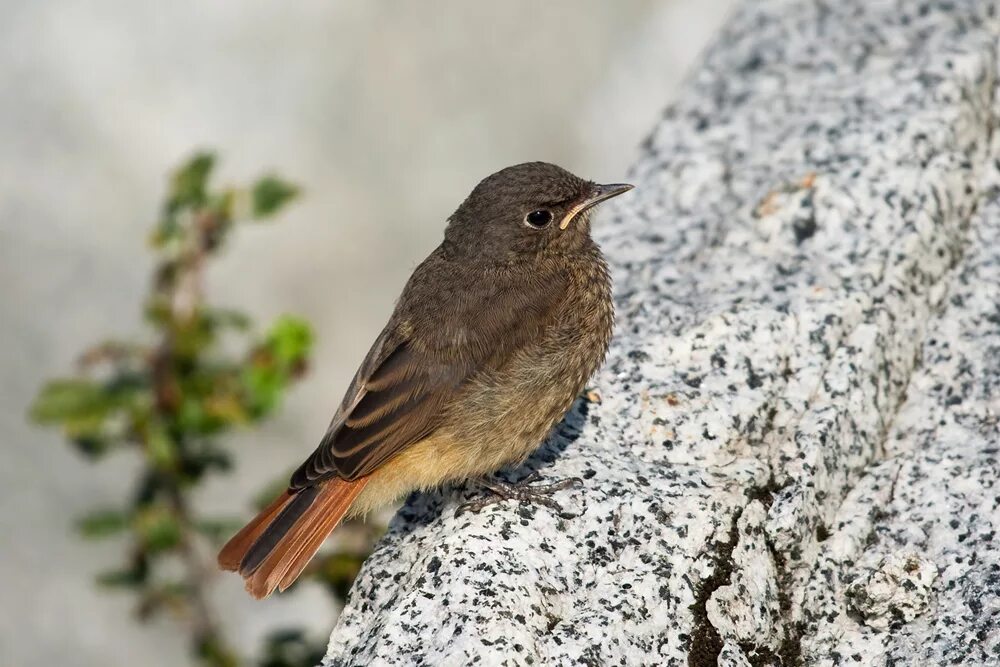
[0,1,733,664]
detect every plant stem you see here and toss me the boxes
[156,212,237,664]
[165,481,230,656]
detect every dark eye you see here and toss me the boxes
[524,209,553,229]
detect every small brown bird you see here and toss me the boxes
[219,162,632,598]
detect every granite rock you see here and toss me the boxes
[843,552,939,632]
[799,108,1000,666]
[325,0,1000,664]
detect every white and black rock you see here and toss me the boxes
[324,0,1000,664]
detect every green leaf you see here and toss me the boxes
[251,176,299,218]
[31,373,147,442]
[146,424,178,470]
[150,217,184,248]
[240,316,313,415]
[207,189,236,221]
[172,311,217,358]
[134,506,182,553]
[167,152,215,213]
[180,442,233,479]
[176,397,209,433]
[241,365,281,416]
[77,509,129,539]
[202,393,249,425]
[105,371,148,396]
[173,366,249,435]
[204,307,252,331]
[143,297,172,328]
[265,316,313,367]
[29,379,109,423]
[96,566,146,589]
[63,415,114,450]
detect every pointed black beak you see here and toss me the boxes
[591,182,635,202]
[559,183,635,229]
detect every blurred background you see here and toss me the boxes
[0,1,735,665]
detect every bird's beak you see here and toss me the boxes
[558,183,635,230]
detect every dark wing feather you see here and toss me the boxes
[326,343,467,479]
[289,330,469,486]
[289,255,568,489]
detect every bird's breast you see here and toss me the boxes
[440,254,613,464]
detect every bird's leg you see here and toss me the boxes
[455,471,581,516]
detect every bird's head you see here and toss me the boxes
[444,162,632,259]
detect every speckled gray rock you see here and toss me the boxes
[843,552,939,632]
[325,1,1000,665]
[799,119,1000,665]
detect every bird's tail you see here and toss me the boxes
[218,478,369,599]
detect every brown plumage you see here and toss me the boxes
[219,162,632,598]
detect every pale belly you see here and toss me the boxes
[348,342,597,517]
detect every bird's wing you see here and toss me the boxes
[289,260,566,487]
[290,330,468,485]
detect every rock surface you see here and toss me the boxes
[324,0,1000,664]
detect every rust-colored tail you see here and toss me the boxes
[218,478,369,599]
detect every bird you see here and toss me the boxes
[218,162,632,598]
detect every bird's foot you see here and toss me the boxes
[455,471,581,516]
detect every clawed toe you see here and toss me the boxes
[454,473,582,517]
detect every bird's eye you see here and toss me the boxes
[524,209,553,229]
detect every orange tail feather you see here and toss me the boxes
[218,479,368,599]
[218,490,292,571]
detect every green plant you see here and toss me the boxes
[29,153,378,666]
